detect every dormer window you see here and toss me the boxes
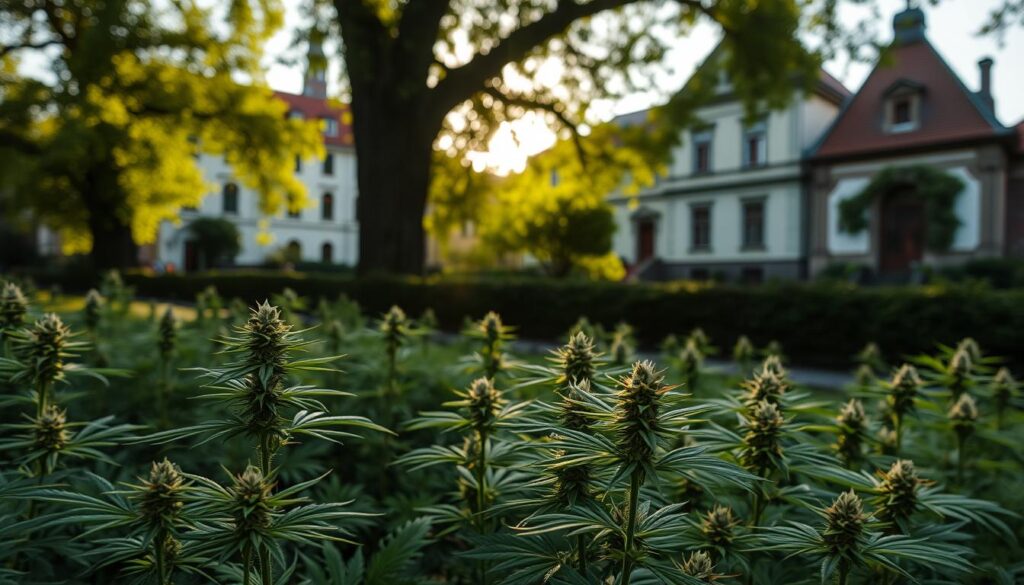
[883,79,924,134]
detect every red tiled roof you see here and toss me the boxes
[813,40,1004,160]
[274,91,354,148]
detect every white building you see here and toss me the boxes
[608,49,850,282]
[156,44,359,271]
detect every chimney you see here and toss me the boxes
[977,57,994,111]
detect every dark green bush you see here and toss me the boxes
[92,272,1024,369]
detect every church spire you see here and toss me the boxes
[303,36,327,99]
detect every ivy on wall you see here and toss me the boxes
[838,165,965,251]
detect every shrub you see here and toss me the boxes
[109,273,1024,369]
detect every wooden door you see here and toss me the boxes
[880,193,925,274]
[637,220,655,262]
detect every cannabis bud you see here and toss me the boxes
[947,347,973,397]
[380,305,408,341]
[681,550,717,582]
[558,332,596,389]
[83,289,104,332]
[614,361,665,470]
[956,337,981,362]
[34,404,70,452]
[760,354,786,379]
[835,399,868,465]
[948,393,979,439]
[158,308,177,359]
[856,342,884,371]
[479,311,504,344]
[137,458,186,529]
[244,302,290,371]
[992,367,1017,426]
[678,340,703,384]
[874,459,922,529]
[0,282,29,333]
[230,466,274,533]
[22,313,73,388]
[764,341,784,362]
[609,333,633,366]
[888,364,922,419]
[732,335,754,365]
[687,328,710,352]
[853,364,875,389]
[742,370,789,407]
[552,449,592,506]
[467,377,501,433]
[560,379,594,432]
[701,505,738,548]
[876,427,898,456]
[661,334,680,356]
[822,490,866,553]
[741,400,785,472]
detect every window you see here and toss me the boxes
[322,117,339,137]
[222,183,239,215]
[743,120,767,168]
[691,204,711,251]
[287,207,301,219]
[323,153,334,176]
[893,98,912,125]
[288,110,304,120]
[693,129,713,174]
[883,82,922,133]
[321,192,334,221]
[742,199,765,249]
[321,242,333,263]
[295,155,302,172]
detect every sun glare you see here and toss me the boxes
[466,112,558,176]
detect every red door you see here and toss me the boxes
[637,221,655,262]
[880,193,925,274]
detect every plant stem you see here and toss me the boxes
[894,414,903,456]
[242,547,252,585]
[260,545,273,585]
[620,471,642,585]
[955,434,966,486]
[838,560,850,585]
[36,380,50,418]
[154,532,167,585]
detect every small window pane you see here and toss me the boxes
[222,183,239,215]
[691,206,711,250]
[742,200,765,249]
[323,153,334,175]
[321,193,334,221]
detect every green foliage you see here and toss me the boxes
[110,273,1024,369]
[838,165,965,252]
[188,218,242,269]
[0,0,322,260]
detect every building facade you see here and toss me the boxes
[156,44,359,271]
[808,7,1021,277]
[608,57,849,282]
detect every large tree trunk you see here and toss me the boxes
[82,168,139,271]
[352,93,439,276]
[87,213,138,271]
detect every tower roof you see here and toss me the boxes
[812,7,1008,161]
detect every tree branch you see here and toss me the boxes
[0,39,63,59]
[429,0,718,118]
[482,85,588,170]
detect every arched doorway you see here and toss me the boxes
[321,241,333,263]
[879,188,925,274]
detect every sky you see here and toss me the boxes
[262,0,1024,173]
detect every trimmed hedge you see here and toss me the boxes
[104,272,1024,370]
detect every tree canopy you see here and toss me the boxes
[0,0,323,268]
